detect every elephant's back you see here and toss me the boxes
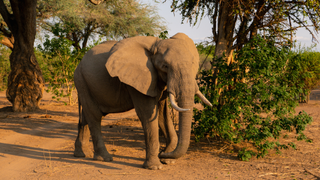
[75,41,133,112]
[90,41,118,56]
[77,41,118,84]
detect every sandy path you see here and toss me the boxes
[0,90,320,179]
[0,119,76,179]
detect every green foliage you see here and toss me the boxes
[196,43,215,71]
[0,45,10,91]
[170,0,320,62]
[196,43,215,57]
[294,45,320,90]
[37,25,90,105]
[158,30,169,40]
[238,148,256,161]
[39,0,166,49]
[194,36,313,160]
[146,30,169,39]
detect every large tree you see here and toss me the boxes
[0,0,164,112]
[0,0,44,112]
[40,0,165,50]
[0,1,13,50]
[0,0,50,50]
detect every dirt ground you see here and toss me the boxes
[0,90,319,180]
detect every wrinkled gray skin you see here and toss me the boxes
[74,33,202,170]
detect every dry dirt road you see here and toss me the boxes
[0,90,319,180]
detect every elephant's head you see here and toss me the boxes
[106,33,211,159]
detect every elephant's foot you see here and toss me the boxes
[143,158,163,170]
[74,146,92,158]
[160,158,176,165]
[93,151,113,162]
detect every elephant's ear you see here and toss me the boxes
[106,36,159,97]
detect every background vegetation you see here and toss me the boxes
[0,0,320,161]
[195,36,315,160]
[0,45,10,91]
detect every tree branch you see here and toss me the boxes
[0,35,13,49]
[0,21,12,37]
[289,12,318,43]
[0,0,12,29]
[211,1,219,42]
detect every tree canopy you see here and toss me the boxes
[170,0,320,59]
[39,0,166,50]
[0,0,166,50]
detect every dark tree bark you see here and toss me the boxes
[0,0,44,112]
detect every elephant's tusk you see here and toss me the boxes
[196,91,213,107]
[169,93,190,112]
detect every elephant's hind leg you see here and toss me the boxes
[75,84,112,162]
[74,98,92,158]
[74,116,92,157]
[83,109,113,162]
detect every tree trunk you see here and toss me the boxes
[213,1,236,61]
[211,1,237,104]
[4,0,44,112]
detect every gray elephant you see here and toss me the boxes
[74,33,212,170]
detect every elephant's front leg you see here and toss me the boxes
[127,86,163,170]
[158,95,178,153]
[158,96,178,165]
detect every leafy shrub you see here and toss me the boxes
[194,36,313,160]
[294,45,320,102]
[37,35,86,105]
[0,45,11,91]
[37,23,92,105]
[196,43,215,71]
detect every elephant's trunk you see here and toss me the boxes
[160,88,194,159]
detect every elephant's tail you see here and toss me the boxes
[78,96,82,124]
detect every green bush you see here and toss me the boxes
[0,45,11,91]
[196,43,215,71]
[294,45,320,102]
[37,34,86,105]
[194,36,313,160]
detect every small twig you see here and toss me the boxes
[43,151,47,167]
[206,137,211,144]
[259,172,278,177]
[213,145,229,153]
[304,168,320,178]
[103,172,142,175]
[49,150,52,172]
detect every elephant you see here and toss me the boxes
[73,33,212,170]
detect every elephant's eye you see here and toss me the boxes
[162,64,168,71]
